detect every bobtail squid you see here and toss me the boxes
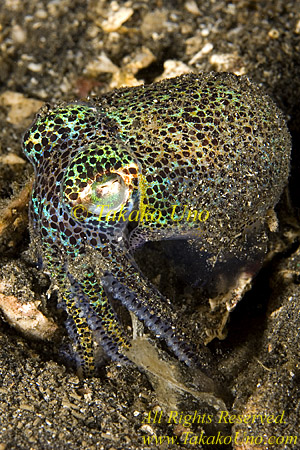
[22,73,291,377]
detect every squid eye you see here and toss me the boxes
[87,174,129,215]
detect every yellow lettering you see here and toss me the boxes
[186,209,198,221]
[153,410,163,423]
[167,411,178,424]
[250,414,258,424]
[285,436,297,445]
[275,411,286,423]
[128,209,139,222]
[189,435,199,445]
[170,204,187,222]
[183,414,192,427]
[218,411,229,423]
[245,435,255,444]
[151,209,162,223]
[267,415,275,423]
[96,204,109,221]
[206,414,213,424]
[117,205,126,222]
[105,210,117,222]
[198,210,210,222]
[142,411,152,424]
[234,432,241,444]
[243,415,252,424]
[183,431,193,444]
[140,205,153,222]
[269,435,276,445]
[72,205,88,221]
